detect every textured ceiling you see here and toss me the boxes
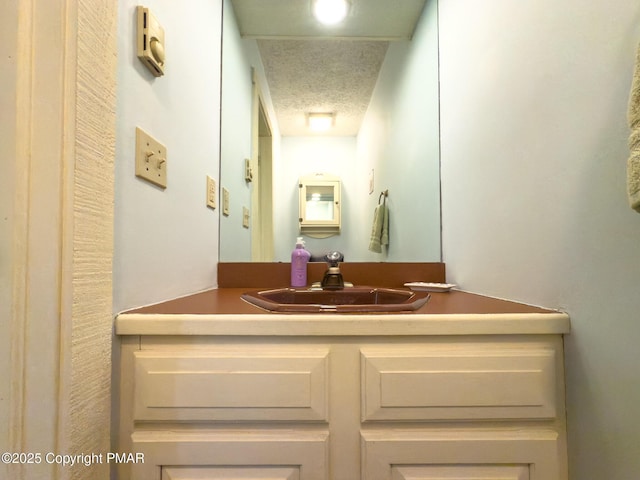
[230,0,428,136]
[258,39,389,136]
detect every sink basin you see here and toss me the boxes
[241,287,431,313]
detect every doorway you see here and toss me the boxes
[251,81,274,261]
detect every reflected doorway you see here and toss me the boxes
[251,86,274,261]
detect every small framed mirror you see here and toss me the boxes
[299,173,341,237]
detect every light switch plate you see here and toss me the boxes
[135,127,167,188]
[242,207,250,228]
[206,176,216,209]
[222,187,230,216]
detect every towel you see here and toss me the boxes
[627,41,640,212]
[368,203,389,253]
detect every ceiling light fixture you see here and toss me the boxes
[307,112,334,132]
[312,0,349,26]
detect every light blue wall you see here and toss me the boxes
[274,136,358,261]
[440,1,640,478]
[219,0,254,261]
[114,0,222,312]
[219,0,279,261]
[356,0,441,261]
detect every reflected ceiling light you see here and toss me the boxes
[307,112,334,131]
[312,0,349,25]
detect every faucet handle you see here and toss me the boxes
[321,251,345,290]
[325,251,343,266]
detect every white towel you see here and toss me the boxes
[368,203,389,253]
[627,41,640,212]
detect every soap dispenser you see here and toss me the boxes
[290,237,311,288]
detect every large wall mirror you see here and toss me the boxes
[219,0,440,263]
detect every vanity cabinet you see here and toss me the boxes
[116,333,568,480]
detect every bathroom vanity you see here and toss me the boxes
[114,273,570,480]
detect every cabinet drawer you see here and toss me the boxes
[361,345,557,421]
[133,349,329,422]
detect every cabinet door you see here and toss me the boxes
[131,430,328,480]
[300,181,340,226]
[298,174,341,235]
[361,430,561,480]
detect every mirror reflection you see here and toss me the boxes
[305,188,335,222]
[219,0,441,263]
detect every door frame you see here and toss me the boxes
[250,69,275,261]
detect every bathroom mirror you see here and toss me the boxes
[219,0,441,263]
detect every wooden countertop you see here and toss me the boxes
[115,288,570,336]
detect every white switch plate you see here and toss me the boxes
[222,187,230,216]
[135,127,167,188]
[206,176,216,209]
[242,207,250,228]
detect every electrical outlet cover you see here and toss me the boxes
[242,207,250,228]
[206,176,217,209]
[222,187,230,216]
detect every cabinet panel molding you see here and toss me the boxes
[132,429,328,480]
[133,349,329,421]
[162,466,299,480]
[392,464,528,480]
[361,347,556,421]
[361,429,561,480]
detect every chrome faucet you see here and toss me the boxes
[321,251,345,290]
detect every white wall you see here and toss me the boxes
[356,0,440,262]
[114,0,222,312]
[439,1,640,478]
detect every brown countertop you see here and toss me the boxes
[124,288,554,316]
[116,288,570,337]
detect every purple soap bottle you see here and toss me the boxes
[291,237,311,287]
